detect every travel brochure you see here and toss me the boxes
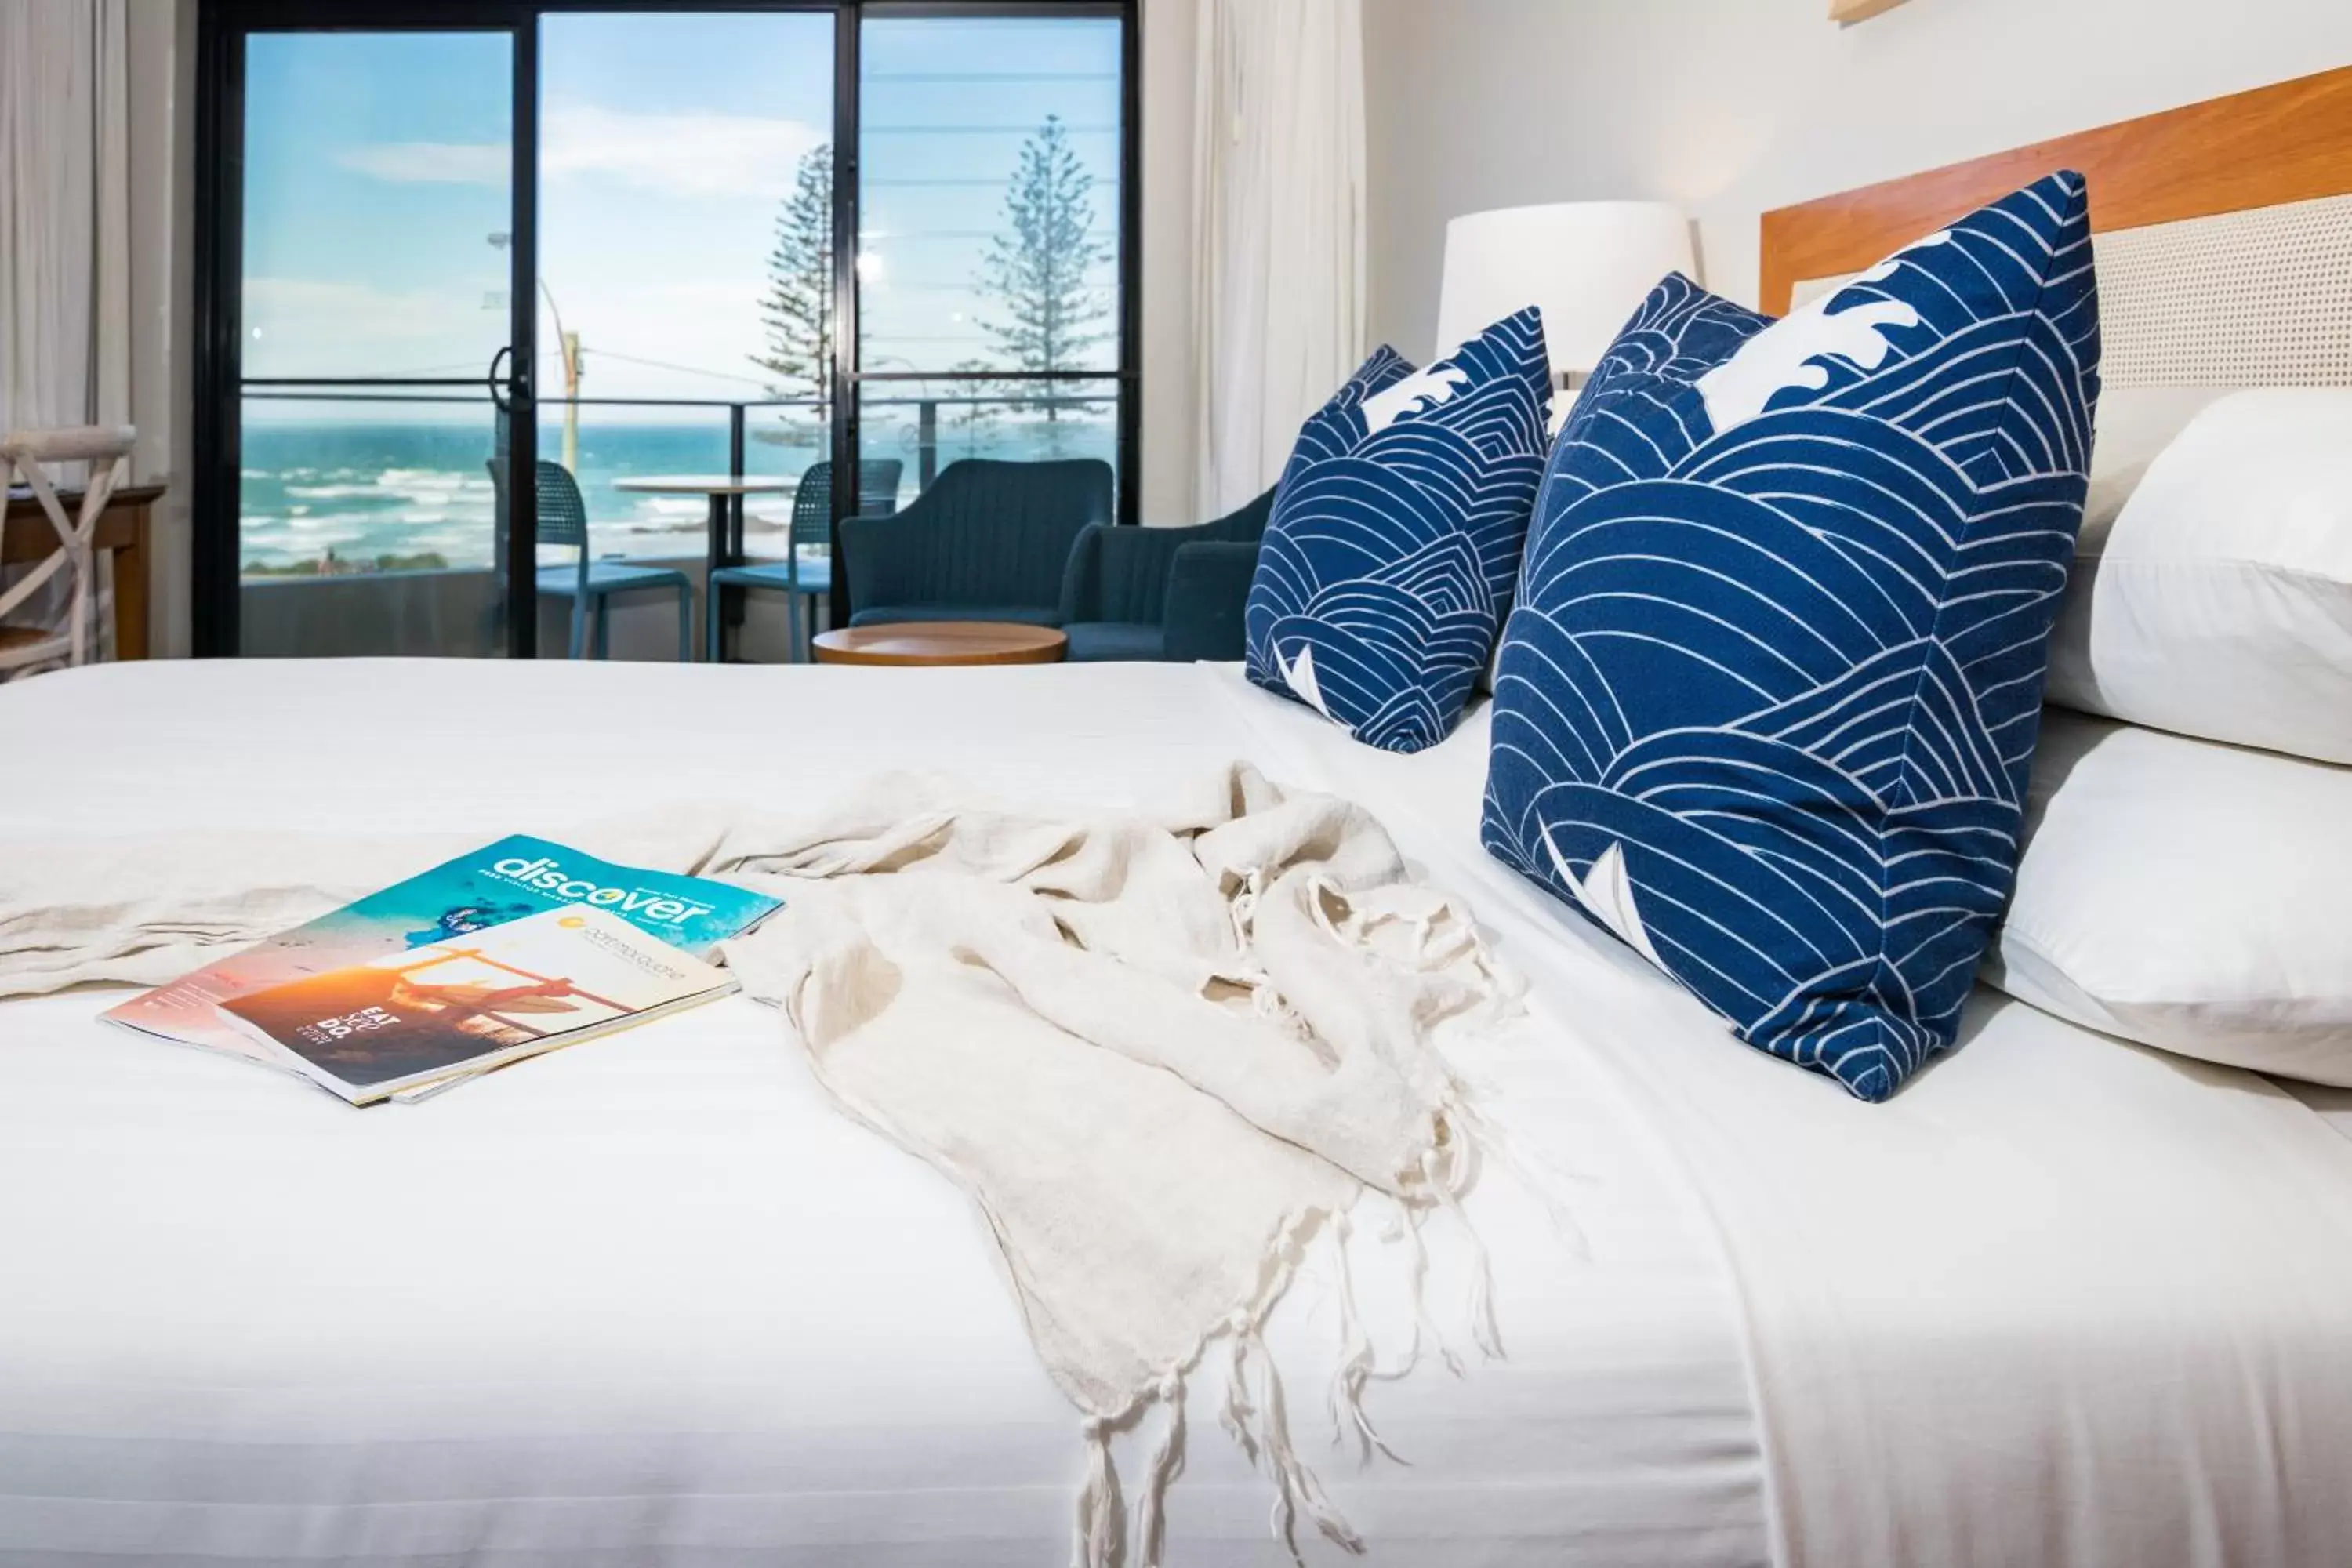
[104,835,779,1105]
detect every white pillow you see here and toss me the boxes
[2077,384,2230,535]
[2045,387,2352,763]
[1986,710,2352,1085]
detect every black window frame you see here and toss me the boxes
[192,0,1142,658]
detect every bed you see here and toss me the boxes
[6,69,2352,1568]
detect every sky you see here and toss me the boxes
[240,13,1123,423]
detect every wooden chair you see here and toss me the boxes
[1,425,136,679]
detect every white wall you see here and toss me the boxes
[133,0,195,657]
[1363,0,2352,358]
[1138,0,1200,525]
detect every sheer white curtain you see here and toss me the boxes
[1,0,132,448]
[1189,0,1366,517]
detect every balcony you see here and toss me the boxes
[236,385,1120,659]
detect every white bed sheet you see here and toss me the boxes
[0,659,1768,1568]
[13,656,2352,1568]
[1207,669,2352,1568]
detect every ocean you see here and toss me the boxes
[237,411,1117,572]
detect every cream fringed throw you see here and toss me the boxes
[710,765,1512,1565]
[0,764,1508,1566]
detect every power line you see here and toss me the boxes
[318,358,498,379]
[864,71,1117,84]
[862,122,1118,135]
[588,348,771,387]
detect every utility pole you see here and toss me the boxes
[541,281,583,475]
[488,232,584,474]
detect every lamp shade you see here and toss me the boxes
[1434,201,1695,380]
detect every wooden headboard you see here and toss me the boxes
[1759,65,2352,314]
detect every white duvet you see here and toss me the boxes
[4,657,2350,1568]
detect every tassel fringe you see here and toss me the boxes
[1225,1316,1365,1563]
[1218,1308,1259,1465]
[1401,1203,1468,1381]
[1327,1208,1406,1466]
[1072,1415,1123,1568]
[1131,1371,1188,1568]
[1447,1091,1595,1262]
[1422,1145,1504,1361]
[1073,1145,1507,1566]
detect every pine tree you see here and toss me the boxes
[940,357,1007,457]
[975,114,1112,422]
[752,142,834,445]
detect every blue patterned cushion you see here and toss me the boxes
[1246,310,1552,753]
[1483,174,2101,1101]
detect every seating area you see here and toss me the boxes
[832,463,1279,664]
[480,452,1274,666]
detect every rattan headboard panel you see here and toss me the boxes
[1789,191,2352,387]
[1760,66,2352,317]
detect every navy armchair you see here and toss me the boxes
[1057,488,1275,662]
[839,458,1113,628]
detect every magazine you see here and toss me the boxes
[214,905,734,1105]
[104,833,779,1083]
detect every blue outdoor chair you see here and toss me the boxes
[512,459,692,661]
[706,459,902,662]
[1057,487,1276,661]
[840,458,1113,629]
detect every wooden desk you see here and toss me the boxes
[2,481,161,660]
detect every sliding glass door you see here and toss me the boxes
[195,1,1136,659]
[536,9,836,663]
[198,9,539,657]
[852,9,1130,510]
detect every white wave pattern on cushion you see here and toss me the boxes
[1484,174,2101,1101]
[1246,310,1553,753]
[1277,641,1330,717]
[1694,235,1948,432]
[1544,833,1665,970]
[1359,362,1472,434]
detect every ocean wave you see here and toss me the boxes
[283,484,397,500]
[605,516,707,534]
[234,424,956,568]
[378,468,482,493]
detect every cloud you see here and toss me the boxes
[335,104,825,199]
[543,104,824,198]
[337,141,510,185]
[245,277,485,338]
[241,276,503,379]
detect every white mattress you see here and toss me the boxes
[9,658,2352,1567]
[1215,671,2352,1568]
[0,660,1768,1568]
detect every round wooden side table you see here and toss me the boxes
[811,621,1069,667]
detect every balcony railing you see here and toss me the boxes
[235,386,1120,578]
